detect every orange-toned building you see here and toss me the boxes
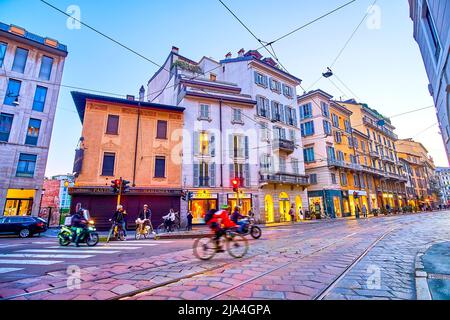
[69,91,185,229]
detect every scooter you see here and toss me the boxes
[239,217,262,239]
[58,219,99,247]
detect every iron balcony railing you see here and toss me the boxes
[327,159,362,172]
[260,173,309,186]
[274,138,295,153]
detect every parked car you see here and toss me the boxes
[0,216,48,238]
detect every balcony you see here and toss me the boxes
[381,155,396,164]
[328,159,362,172]
[361,165,383,176]
[274,139,295,154]
[369,150,380,158]
[260,173,309,186]
[363,117,398,140]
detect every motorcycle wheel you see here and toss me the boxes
[250,226,262,239]
[86,233,99,246]
[59,233,71,246]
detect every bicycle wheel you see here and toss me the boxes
[157,223,166,234]
[226,234,249,259]
[135,227,141,240]
[193,237,217,261]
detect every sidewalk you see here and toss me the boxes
[416,241,450,300]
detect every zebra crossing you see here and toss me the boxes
[0,240,174,275]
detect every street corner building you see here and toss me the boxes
[0,22,68,217]
[147,47,309,225]
[298,90,409,218]
[409,0,450,163]
[69,91,185,230]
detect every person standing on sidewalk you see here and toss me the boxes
[289,204,295,223]
[186,210,193,231]
[355,205,361,219]
[362,204,368,218]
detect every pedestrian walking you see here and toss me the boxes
[355,205,361,219]
[186,211,193,231]
[362,204,368,218]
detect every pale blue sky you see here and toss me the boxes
[0,0,446,176]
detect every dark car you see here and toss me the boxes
[0,216,48,238]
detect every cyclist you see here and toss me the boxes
[205,206,237,252]
[110,205,128,240]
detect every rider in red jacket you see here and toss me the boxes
[206,206,237,252]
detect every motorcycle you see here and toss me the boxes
[238,217,262,239]
[58,213,99,247]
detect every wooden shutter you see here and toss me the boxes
[193,163,199,187]
[193,131,199,155]
[210,163,216,187]
[245,136,249,159]
[245,163,250,187]
[210,134,216,157]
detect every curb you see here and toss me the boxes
[414,239,450,300]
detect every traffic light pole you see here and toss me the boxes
[117,178,123,207]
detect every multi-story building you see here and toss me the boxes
[148,47,309,224]
[69,91,185,230]
[298,90,378,218]
[339,100,408,210]
[51,174,74,214]
[396,138,438,208]
[0,22,68,217]
[435,167,450,205]
[400,158,419,208]
[408,0,450,163]
[39,174,74,226]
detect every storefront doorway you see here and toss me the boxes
[295,196,303,221]
[227,194,252,216]
[189,192,218,224]
[265,194,274,223]
[279,192,290,222]
[3,189,35,216]
[309,197,323,217]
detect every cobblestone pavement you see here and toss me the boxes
[1,211,449,300]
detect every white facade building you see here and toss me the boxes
[0,22,67,217]
[436,167,450,205]
[147,47,309,223]
[409,0,450,163]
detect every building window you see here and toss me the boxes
[260,122,269,141]
[321,102,330,118]
[16,153,37,178]
[32,86,48,112]
[4,79,21,106]
[331,173,337,184]
[154,156,166,178]
[256,96,269,118]
[323,120,332,135]
[199,104,210,120]
[301,121,315,137]
[271,101,283,122]
[423,4,441,61]
[210,73,217,81]
[25,118,41,146]
[327,146,336,161]
[286,107,297,126]
[254,71,268,87]
[332,114,339,128]
[304,147,315,163]
[106,115,119,135]
[344,120,352,134]
[282,84,293,98]
[310,174,318,185]
[269,78,281,93]
[337,151,345,161]
[38,56,54,80]
[12,47,28,73]
[292,158,299,174]
[340,173,348,186]
[156,120,167,139]
[260,154,272,173]
[0,113,13,142]
[0,42,7,67]
[101,153,115,176]
[300,103,312,119]
[232,109,243,123]
[335,131,342,144]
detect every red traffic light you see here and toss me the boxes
[231,178,240,187]
[115,179,121,186]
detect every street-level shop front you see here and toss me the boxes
[3,189,35,216]
[69,187,181,231]
[308,190,343,219]
[188,191,218,224]
[227,192,253,216]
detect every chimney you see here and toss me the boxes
[238,48,245,57]
[225,52,232,59]
[139,85,145,102]
[172,46,179,54]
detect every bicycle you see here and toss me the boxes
[106,221,125,243]
[135,219,159,240]
[157,216,181,234]
[193,229,249,261]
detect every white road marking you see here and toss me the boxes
[0,254,94,259]
[101,243,158,247]
[19,249,119,254]
[0,267,24,274]
[47,246,140,250]
[0,259,63,265]
[0,244,22,249]
[32,241,55,245]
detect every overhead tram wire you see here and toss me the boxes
[255,0,358,50]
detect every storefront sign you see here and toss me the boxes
[69,187,182,196]
[349,190,367,197]
[191,192,218,200]
[227,193,252,200]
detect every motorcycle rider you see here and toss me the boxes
[110,205,128,240]
[230,206,246,233]
[71,209,87,247]
[206,206,237,252]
